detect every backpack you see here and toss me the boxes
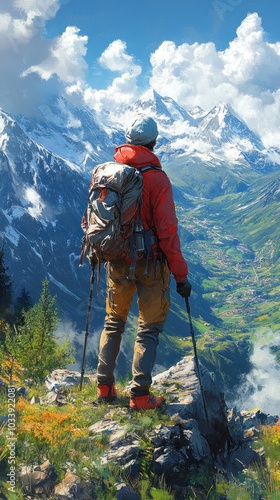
[79,161,162,266]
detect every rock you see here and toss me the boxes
[40,391,58,405]
[101,440,141,469]
[226,441,260,476]
[30,395,40,405]
[89,417,128,446]
[54,470,92,499]
[115,482,141,499]
[38,389,76,406]
[226,406,245,444]
[89,413,142,477]
[13,356,279,499]
[153,448,186,481]
[152,356,230,453]
[45,369,96,391]
[17,386,28,398]
[244,427,260,440]
[19,460,55,496]
[56,394,70,406]
[182,424,211,460]
[82,356,278,496]
[149,420,211,487]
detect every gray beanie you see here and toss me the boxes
[125,114,158,145]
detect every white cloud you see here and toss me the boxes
[150,40,225,107]
[232,332,280,416]
[149,13,280,148]
[22,26,88,83]
[82,41,142,124]
[0,0,60,48]
[0,0,61,113]
[84,72,141,124]
[99,39,141,76]
[0,4,280,148]
[221,13,280,91]
[84,74,131,108]
[14,0,60,19]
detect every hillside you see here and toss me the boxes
[0,361,279,499]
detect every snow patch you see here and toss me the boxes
[223,144,242,162]
[31,246,43,262]
[25,187,45,219]
[5,226,20,246]
[48,273,81,300]
[66,115,82,129]
[12,206,25,219]
[0,115,9,149]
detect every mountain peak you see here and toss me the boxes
[207,103,235,123]
[132,88,166,116]
[199,102,264,149]
[131,89,195,125]
[139,88,161,103]
[188,106,206,120]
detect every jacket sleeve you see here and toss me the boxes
[149,172,188,283]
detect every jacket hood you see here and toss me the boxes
[114,144,162,169]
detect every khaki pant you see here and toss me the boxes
[97,258,170,396]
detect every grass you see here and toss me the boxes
[0,381,176,499]
[0,374,280,499]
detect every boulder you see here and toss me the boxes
[54,470,92,499]
[88,355,278,492]
[45,369,96,392]
[19,460,55,496]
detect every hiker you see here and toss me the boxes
[95,114,191,409]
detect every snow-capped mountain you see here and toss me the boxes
[1,89,280,335]
[197,104,273,170]
[199,104,261,145]
[130,89,195,125]
[16,95,121,171]
[188,106,207,121]
[0,108,92,322]
[128,92,279,182]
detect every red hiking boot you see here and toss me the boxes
[129,393,165,410]
[97,384,117,403]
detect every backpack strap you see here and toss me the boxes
[136,165,166,276]
[138,165,166,174]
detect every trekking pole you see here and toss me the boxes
[185,297,210,429]
[79,266,95,391]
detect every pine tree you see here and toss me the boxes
[14,286,32,325]
[3,324,20,385]
[0,246,13,321]
[13,279,75,383]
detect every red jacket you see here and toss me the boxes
[114,144,188,283]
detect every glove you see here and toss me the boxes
[176,280,192,298]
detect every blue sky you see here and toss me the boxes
[45,0,280,89]
[1,0,280,148]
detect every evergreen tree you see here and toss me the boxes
[14,286,32,325]
[14,279,75,383]
[0,246,13,321]
[3,324,19,385]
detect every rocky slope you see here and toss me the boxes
[10,357,279,499]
